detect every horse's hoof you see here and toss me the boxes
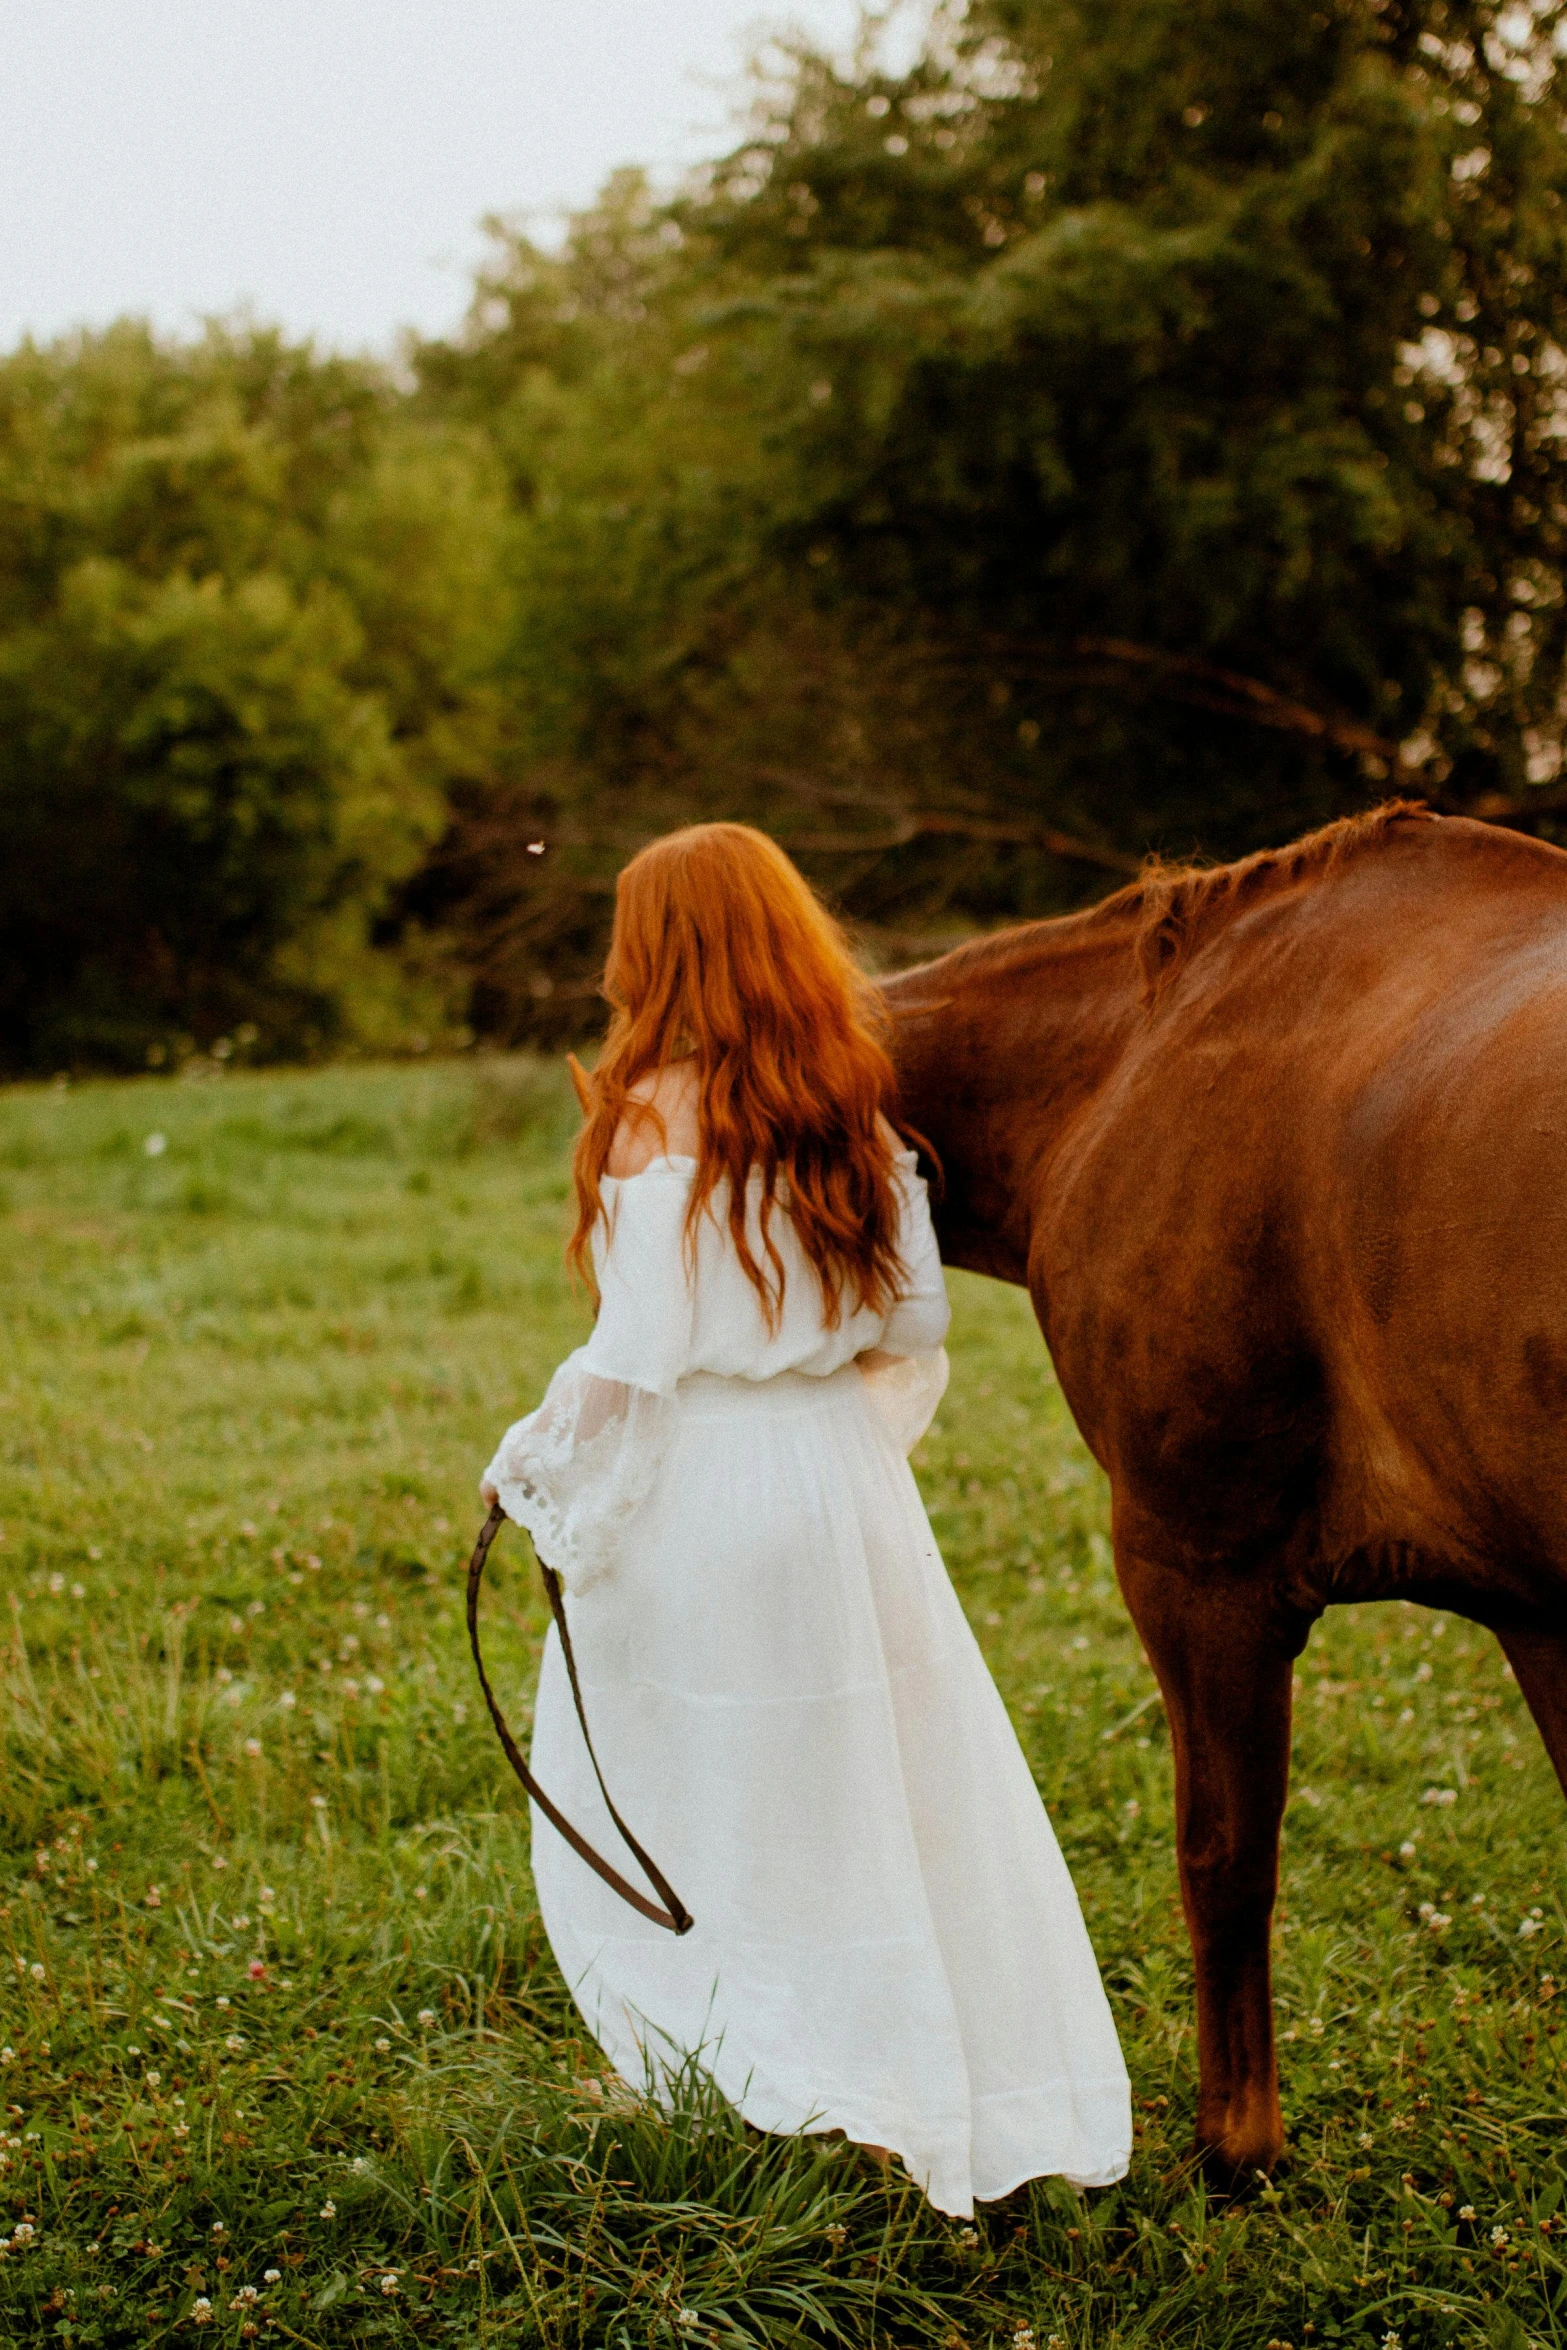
[1195,2136,1287,2195]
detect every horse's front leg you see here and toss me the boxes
[1114,1515,1300,2183]
[1496,1623,1567,1797]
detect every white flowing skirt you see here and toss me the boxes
[526,1363,1131,2218]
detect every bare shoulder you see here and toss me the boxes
[606,1062,701,1178]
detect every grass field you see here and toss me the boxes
[0,1056,1563,2349]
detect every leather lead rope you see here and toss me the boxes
[466,1502,694,1935]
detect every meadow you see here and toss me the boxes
[0,1056,1562,2350]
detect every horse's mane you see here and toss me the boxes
[886,801,1444,1009]
[1100,800,1438,1003]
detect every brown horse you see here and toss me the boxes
[881,802,1567,2183]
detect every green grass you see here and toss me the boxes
[0,1057,1562,2348]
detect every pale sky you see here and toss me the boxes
[0,1,914,354]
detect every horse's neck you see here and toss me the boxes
[886,921,1142,1284]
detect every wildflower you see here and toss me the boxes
[379,2273,400,2296]
[263,2269,280,2284]
[1383,2334,1402,2350]
[172,2122,189,2138]
[1399,1840,1417,1859]
[211,2222,225,2237]
[215,1997,231,2008]
[126,2045,141,2057]
[144,1886,162,1908]
[191,2298,213,2324]
[145,2070,161,2088]
[675,2313,699,2332]
[1359,2132,1374,2149]
[318,2201,336,2220]
[1460,2204,1477,2220]
[259,1887,275,1904]
[413,1886,428,1901]
[958,2225,979,2248]
[247,1960,266,1980]
[1421,1786,1457,1808]
[243,1739,262,1759]
[0,2052,10,2065]
[278,1691,297,1710]
[224,2034,246,2053]
[1014,2329,1037,2350]
[374,2037,391,2053]
[13,2224,34,2244]
[28,1963,43,1981]
[824,2223,847,2249]
[1520,1917,1543,1938]
[1491,2224,1511,2249]
[417,2008,436,2028]
[308,1794,328,1810]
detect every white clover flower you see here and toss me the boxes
[1399,1840,1417,1859]
[1491,2224,1511,2249]
[1359,2132,1374,2149]
[145,2070,161,2087]
[417,2009,436,2028]
[12,2224,34,2244]
[958,2225,979,2248]
[1520,1918,1543,1938]
[224,2034,246,2053]
[263,2269,280,2284]
[232,2284,259,2306]
[1382,2333,1402,2350]
[379,2273,400,2295]
[28,1964,43,1982]
[318,2200,336,2220]
[191,2297,213,2324]
[1460,2204,1477,2220]
[374,2036,391,2054]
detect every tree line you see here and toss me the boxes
[4,0,1565,1072]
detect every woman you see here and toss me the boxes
[481,824,1130,2218]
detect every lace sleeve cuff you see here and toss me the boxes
[483,1348,678,1595]
[858,1345,950,1456]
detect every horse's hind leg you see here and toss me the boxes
[1115,1521,1300,2184]
[1495,1624,1567,1798]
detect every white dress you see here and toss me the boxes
[484,1148,1131,2217]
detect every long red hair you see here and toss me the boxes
[568,824,915,1328]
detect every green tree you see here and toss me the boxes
[0,323,513,1069]
[414,0,1567,1041]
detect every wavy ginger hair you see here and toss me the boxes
[568,824,915,1329]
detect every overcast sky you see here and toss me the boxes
[0,1,912,354]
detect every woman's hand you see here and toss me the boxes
[479,1478,498,1506]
